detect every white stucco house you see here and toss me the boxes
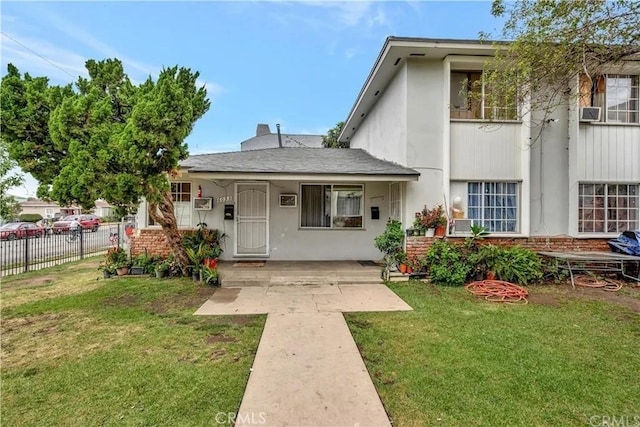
[134,37,639,261]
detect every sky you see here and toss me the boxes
[1,1,504,197]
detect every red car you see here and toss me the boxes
[52,214,101,234]
[0,222,45,240]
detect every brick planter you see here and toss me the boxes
[406,236,610,259]
[130,228,192,258]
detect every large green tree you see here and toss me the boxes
[321,121,347,148]
[0,144,24,221]
[482,0,640,123]
[1,60,210,271]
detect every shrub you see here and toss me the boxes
[487,246,543,285]
[414,205,445,230]
[19,213,43,223]
[425,239,470,286]
[374,219,404,267]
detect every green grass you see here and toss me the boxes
[1,258,265,426]
[346,282,640,427]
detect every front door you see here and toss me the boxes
[235,182,269,257]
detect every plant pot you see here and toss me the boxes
[399,263,408,274]
[103,270,111,279]
[434,226,446,237]
[116,266,129,276]
[207,277,219,287]
[155,270,166,279]
[406,265,413,274]
[424,228,435,237]
[129,266,145,275]
[192,270,200,282]
[486,270,497,280]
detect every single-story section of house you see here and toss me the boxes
[134,147,419,260]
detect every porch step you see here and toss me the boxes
[221,275,383,288]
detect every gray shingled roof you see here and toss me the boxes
[181,148,419,176]
[241,134,324,151]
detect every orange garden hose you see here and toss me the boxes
[465,280,529,304]
[573,275,623,292]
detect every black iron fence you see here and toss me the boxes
[0,223,126,277]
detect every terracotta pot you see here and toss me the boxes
[486,270,497,280]
[407,266,413,274]
[434,226,446,237]
[399,263,408,274]
[116,266,129,276]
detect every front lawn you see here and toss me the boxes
[346,282,640,426]
[1,259,265,426]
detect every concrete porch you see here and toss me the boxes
[217,260,384,287]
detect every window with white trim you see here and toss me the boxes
[450,71,518,121]
[389,182,401,221]
[148,182,192,226]
[591,74,639,124]
[578,184,639,233]
[468,182,519,232]
[300,184,363,228]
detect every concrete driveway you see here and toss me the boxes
[195,283,412,427]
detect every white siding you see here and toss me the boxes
[578,125,640,181]
[349,65,407,165]
[450,122,522,180]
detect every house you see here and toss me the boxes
[241,124,323,151]
[93,200,114,218]
[133,37,639,260]
[337,37,639,256]
[19,199,80,219]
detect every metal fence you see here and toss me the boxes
[0,223,125,277]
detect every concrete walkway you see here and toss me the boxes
[195,284,412,426]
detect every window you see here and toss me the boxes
[450,71,518,120]
[468,182,519,232]
[44,208,54,218]
[591,74,639,123]
[578,184,639,233]
[300,184,363,228]
[148,182,192,226]
[389,182,401,221]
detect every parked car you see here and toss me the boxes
[52,214,101,234]
[0,222,45,240]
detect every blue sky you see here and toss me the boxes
[1,1,503,197]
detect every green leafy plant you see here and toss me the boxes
[100,247,130,271]
[487,246,543,285]
[132,253,161,272]
[425,239,470,286]
[374,219,405,269]
[201,266,219,286]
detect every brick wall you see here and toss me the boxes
[130,228,193,258]
[406,236,610,258]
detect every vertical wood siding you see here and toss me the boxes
[578,125,640,181]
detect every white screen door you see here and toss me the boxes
[235,182,269,256]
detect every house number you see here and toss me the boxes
[215,196,233,203]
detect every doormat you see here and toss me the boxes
[358,260,381,267]
[233,261,266,268]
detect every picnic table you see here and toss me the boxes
[538,251,640,289]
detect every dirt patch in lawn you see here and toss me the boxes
[570,285,640,313]
[1,276,56,291]
[528,293,561,307]
[147,286,215,314]
[207,333,237,344]
[531,283,640,313]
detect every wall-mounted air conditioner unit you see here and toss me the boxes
[453,219,473,234]
[579,107,601,122]
[193,197,213,210]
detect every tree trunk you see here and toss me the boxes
[148,190,190,276]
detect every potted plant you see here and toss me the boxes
[414,204,445,237]
[397,251,410,274]
[103,247,130,276]
[155,260,170,279]
[201,265,219,286]
[434,215,448,237]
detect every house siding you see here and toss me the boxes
[578,124,640,181]
[349,64,407,165]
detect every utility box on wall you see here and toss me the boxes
[371,206,380,220]
[224,204,234,220]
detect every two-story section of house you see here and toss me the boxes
[339,37,639,244]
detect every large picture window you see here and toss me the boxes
[301,184,363,228]
[468,182,519,232]
[578,184,639,233]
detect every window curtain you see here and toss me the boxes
[301,185,324,227]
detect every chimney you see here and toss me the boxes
[256,123,271,137]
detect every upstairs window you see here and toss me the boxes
[578,184,639,233]
[584,74,639,124]
[450,71,518,121]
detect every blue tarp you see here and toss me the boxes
[608,230,640,256]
